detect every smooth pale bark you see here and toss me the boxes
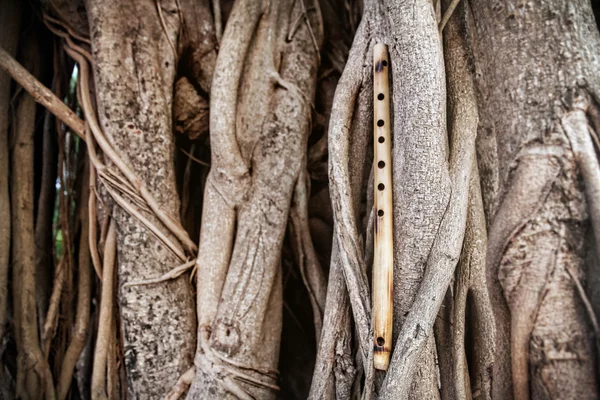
[188,0,322,397]
[471,0,600,398]
[87,1,196,397]
[309,30,372,396]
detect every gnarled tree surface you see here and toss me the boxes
[471,0,600,398]
[87,0,197,397]
[0,0,600,399]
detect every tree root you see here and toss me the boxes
[91,221,116,400]
[88,164,103,279]
[308,243,355,400]
[165,367,196,400]
[290,166,327,341]
[0,0,19,349]
[123,259,196,287]
[438,0,461,33]
[561,91,600,362]
[380,0,475,396]
[42,257,66,357]
[562,91,600,275]
[0,45,85,137]
[566,267,600,357]
[35,107,58,331]
[56,162,93,400]
[11,35,56,399]
[327,30,371,363]
[460,162,495,400]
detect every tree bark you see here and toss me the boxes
[471,0,600,398]
[12,32,56,400]
[86,1,196,397]
[0,0,20,347]
[188,0,323,397]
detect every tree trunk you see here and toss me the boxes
[471,0,600,398]
[187,0,323,397]
[86,0,197,397]
[2,0,600,398]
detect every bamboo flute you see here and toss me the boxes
[372,43,393,371]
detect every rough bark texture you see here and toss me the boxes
[188,0,323,398]
[0,0,20,347]
[313,0,449,397]
[87,1,196,397]
[471,0,600,398]
[385,0,448,397]
[309,29,371,396]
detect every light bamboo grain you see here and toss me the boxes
[373,43,393,371]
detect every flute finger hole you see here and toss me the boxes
[378,209,384,217]
[378,136,385,143]
[378,161,385,168]
[376,337,385,346]
[378,183,385,191]
[378,93,384,100]
[377,119,385,127]
[381,60,388,67]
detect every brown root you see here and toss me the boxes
[91,220,116,400]
[0,0,21,347]
[11,32,56,400]
[290,166,327,341]
[56,160,93,400]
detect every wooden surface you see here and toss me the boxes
[372,43,393,371]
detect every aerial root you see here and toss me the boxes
[123,259,196,287]
[438,0,461,33]
[193,326,280,399]
[566,267,600,357]
[164,367,196,400]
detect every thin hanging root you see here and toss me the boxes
[463,161,495,398]
[43,14,91,45]
[89,164,103,279]
[327,35,372,366]
[213,0,222,43]
[156,0,177,59]
[42,257,66,357]
[290,167,326,342]
[222,376,255,400]
[180,147,210,167]
[66,44,197,254]
[53,114,77,362]
[91,221,117,400]
[438,0,461,33]
[165,367,196,400]
[105,184,186,261]
[566,267,600,356]
[57,164,92,400]
[0,46,85,137]
[84,122,186,262]
[5,22,197,256]
[124,259,196,287]
[287,0,320,63]
[561,99,600,265]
